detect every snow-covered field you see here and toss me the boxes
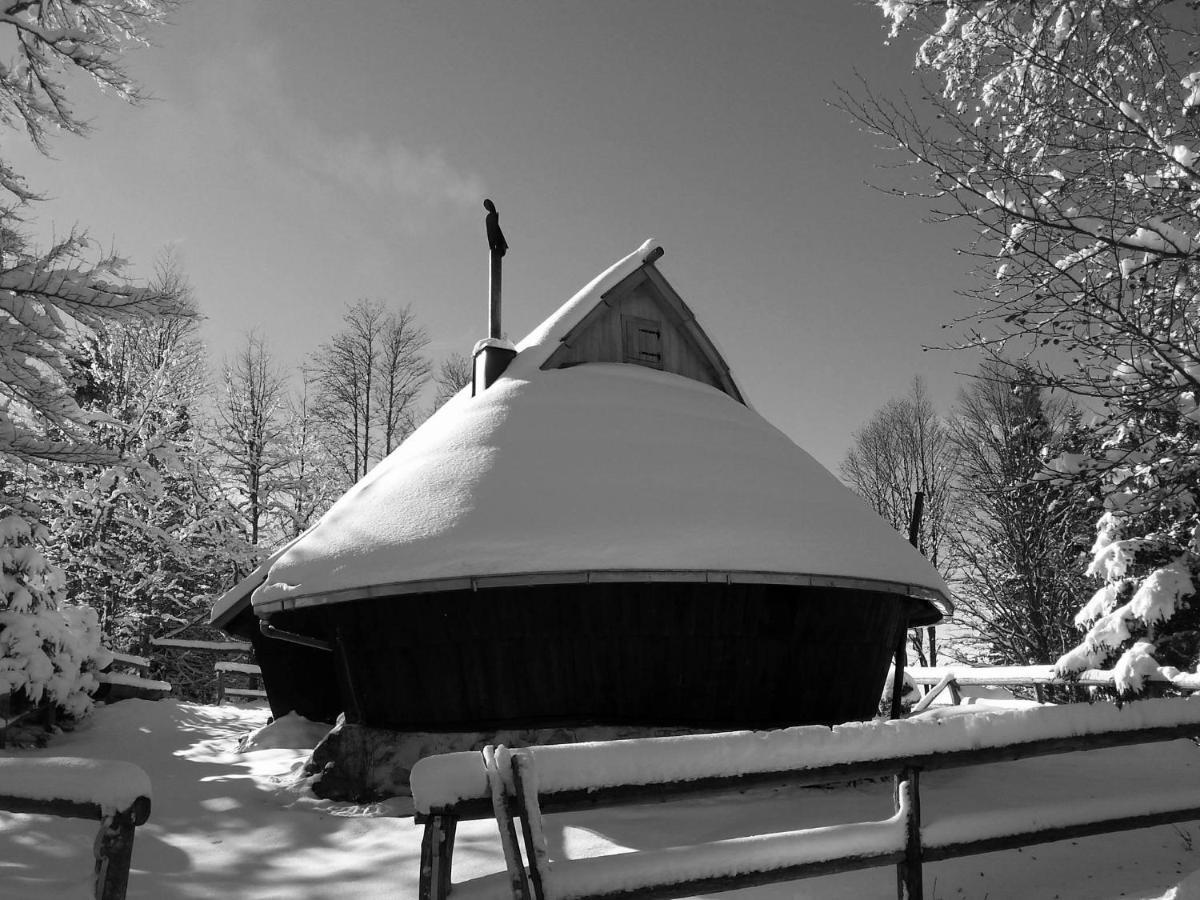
[5,699,1200,899]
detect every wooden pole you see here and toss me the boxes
[890,627,908,720]
[891,491,927,719]
[907,492,936,667]
[906,492,924,549]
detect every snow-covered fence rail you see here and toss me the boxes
[906,664,1200,707]
[411,698,1200,899]
[0,757,152,900]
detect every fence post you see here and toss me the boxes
[93,809,137,900]
[895,767,923,900]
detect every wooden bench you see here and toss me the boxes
[214,661,266,704]
[0,757,152,900]
[412,698,1200,899]
[96,652,172,703]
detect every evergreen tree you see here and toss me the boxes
[0,495,104,719]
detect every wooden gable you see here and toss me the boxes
[541,261,745,404]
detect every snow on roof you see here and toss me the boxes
[251,242,951,617]
[209,530,307,628]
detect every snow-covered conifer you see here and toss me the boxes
[0,497,105,718]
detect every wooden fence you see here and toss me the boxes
[412,698,1200,899]
[149,637,256,703]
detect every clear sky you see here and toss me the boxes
[7,0,980,472]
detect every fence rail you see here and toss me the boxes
[412,698,1200,899]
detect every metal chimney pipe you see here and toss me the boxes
[474,199,516,395]
[489,242,503,340]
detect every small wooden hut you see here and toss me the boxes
[212,240,950,733]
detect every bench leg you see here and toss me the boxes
[94,810,137,900]
[419,814,457,900]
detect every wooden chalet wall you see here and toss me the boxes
[280,582,920,733]
[542,263,744,404]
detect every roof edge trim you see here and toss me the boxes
[253,569,952,619]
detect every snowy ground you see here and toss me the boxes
[4,699,1200,899]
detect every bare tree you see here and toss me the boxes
[273,369,342,540]
[311,299,430,481]
[948,364,1092,670]
[433,352,473,409]
[312,300,385,481]
[374,307,430,455]
[841,378,960,664]
[214,332,289,546]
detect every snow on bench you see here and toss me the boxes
[97,652,172,702]
[96,672,173,693]
[411,698,1200,899]
[0,757,152,900]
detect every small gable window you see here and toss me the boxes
[622,315,663,369]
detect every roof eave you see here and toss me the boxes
[253,568,952,621]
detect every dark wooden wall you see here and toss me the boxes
[226,606,342,724]
[307,582,911,733]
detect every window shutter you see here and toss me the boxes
[622,315,663,369]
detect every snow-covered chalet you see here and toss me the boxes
[211,240,951,734]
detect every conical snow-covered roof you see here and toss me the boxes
[250,241,951,619]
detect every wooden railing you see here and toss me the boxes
[411,698,1200,899]
[0,758,152,900]
[905,664,1200,709]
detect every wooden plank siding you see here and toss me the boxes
[279,582,916,733]
[541,264,744,403]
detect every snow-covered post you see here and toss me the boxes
[894,768,923,899]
